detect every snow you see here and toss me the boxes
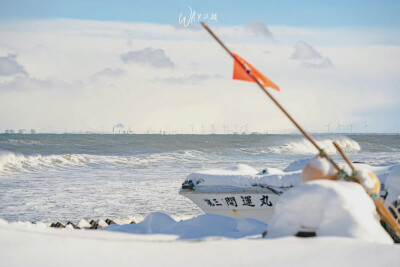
[283,158,313,172]
[1,160,399,266]
[76,218,91,229]
[193,164,260,176]
[185,162,397,189]
[1,217,399,267]
[267,180,393,244]
[308,157,336,176]
[186,164,302,188]
[184,158,399,191]
[351,163,395,184]
[355,168,379,195]
[101,212,267,239]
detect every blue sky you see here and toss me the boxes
[0,1,399,133]
[1,0,400,28]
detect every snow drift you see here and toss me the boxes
[102,212,267,239]
[266,180,393,244]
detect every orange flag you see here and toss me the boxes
[232,53,280,92]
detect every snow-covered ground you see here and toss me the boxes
[1,218,399,267]
[1,135,399,266]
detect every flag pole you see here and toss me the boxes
[333,141,400,237]
[200,22,340,171]
[201,22,400,238]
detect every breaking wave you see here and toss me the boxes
[0,149,206,175]
[269,137,361,154]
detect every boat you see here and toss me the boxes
[179,161,396,224]
[179,164,301,223]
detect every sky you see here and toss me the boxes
[0,0,399,133]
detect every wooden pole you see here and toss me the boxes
[201,22,340,171]
[332,141,356,174]
[201,22,400,238]
[333,141,400,237]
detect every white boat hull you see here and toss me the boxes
[180,187,287,223]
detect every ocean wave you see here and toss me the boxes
[0,149,206,175]
[269,137,361,154]
[7,139,42,145]
[235,137,361,155]
[0,150,95,174]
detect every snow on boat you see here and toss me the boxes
[180,160,397,224]
[179,164,302,223]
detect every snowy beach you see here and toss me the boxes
[1,212,400,267]
[0,134,399,266]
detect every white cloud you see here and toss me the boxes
[0,76,73,92]
[290,41,322,60]
[0,54,27,76]
[92,68,125,80]
[156,74,222,84]
[121,47,174,68]
[246,21,272,38]
[301,58,334,69]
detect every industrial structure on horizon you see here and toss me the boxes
[4,129,37,134]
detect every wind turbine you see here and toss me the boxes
[242,123,248,134]
[222,124,227,134]
[190,124,194,134]
[337,122,344,133]
[348,123,353,134]
[201,123,205,134]
[234,124,239,133]
[210,124,215,134]
[364,121,369,133]
[324,122,331,133]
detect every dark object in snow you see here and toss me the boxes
[105,219,116,225]
[182,180,195,190]
[89,220,96,227]
[51,222,65,228]
[262,230,267,238]
[91,219,108,229]
[130,220,136,224]
[295,231,316,238]
[381,199,400,243]
[262,230,316,238]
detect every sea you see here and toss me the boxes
[0,134,399,223]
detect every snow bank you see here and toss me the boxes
[267,180,393,244]
[186,164,302,188]
[185,161,397,189]
[1,216,399,267]
[283,158,313,172]
[101,212,267,239]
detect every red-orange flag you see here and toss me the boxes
[232,53,280,92]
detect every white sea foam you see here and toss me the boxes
[8,139,42,145]
[0,149,206,175]
[269,137,361,154]
[0,150,95,174]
